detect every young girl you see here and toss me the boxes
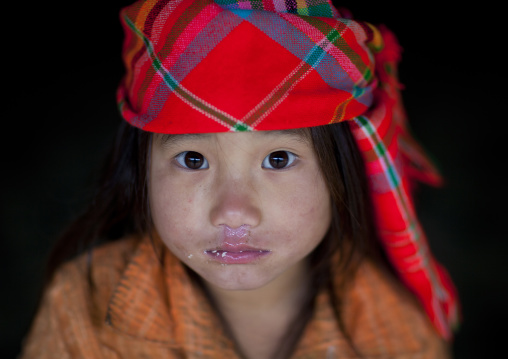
[20,0,459,358]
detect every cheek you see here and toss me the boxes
[150,178,179,226]
[269,175,331,249]
[149,175,202,254]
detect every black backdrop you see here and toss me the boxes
[2,1,506,357]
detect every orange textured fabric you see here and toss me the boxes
[20,236,451,358]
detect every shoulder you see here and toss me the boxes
[42,236,140,316]
[342,259,451,358]
[47,237,139,298]
[20,237,141,358]
[51,237,141,320]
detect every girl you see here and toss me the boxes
[20,0,459,358]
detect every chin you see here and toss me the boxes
[200,266,277,292]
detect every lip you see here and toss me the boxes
[205,244,271,264]
[206,225,270,264]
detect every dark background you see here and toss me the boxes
[2,1,505,358]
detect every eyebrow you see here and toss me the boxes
[158,133,212,148]
[261,128,310,142]
[158,128,310,148]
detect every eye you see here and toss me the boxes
[175,151,209,170]
[262,151,297,170]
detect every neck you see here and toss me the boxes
[203,260,312,359]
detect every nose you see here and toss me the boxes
[209,176,262,229]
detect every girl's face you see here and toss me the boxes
[149,130,331,291]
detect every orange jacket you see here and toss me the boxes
[20,236,450,358]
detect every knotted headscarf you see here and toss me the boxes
[117,0,459,339]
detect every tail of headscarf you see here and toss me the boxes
[349,22,460,339]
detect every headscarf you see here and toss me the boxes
[117,0,459,339]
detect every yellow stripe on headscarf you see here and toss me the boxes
[366,22,384,53]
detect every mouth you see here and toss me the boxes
[204,245,271,264]
[205,225,270,264]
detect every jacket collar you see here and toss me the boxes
[104,236,430,357]
[105,236,237,353]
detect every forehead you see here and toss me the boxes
[156,129,311,148]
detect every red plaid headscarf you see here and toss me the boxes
[117,0,459,339]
